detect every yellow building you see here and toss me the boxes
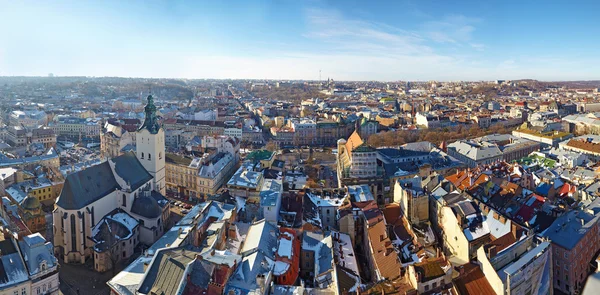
[166,151,237,199]
[5,177,60,205]
[165,154,199,198]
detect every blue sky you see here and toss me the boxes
[1,0,600,81]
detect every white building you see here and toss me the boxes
[176,108,218,121]
[53,95,170,265]
[290,119,317,146]
[0,233,59,295]
[9,110,47,128]
[224,126,243,139]
[136,95,166,195]
[260,179,283,223]
[202,135,241,163]
[337,131,378,180]
[478,238,552,295]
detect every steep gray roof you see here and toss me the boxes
[56,162,119,210]
[224,250,274,295]
[19,233,57,276]
[111,152,153,191]
[137,247,199,295]
[0,239,27,288]
[56,152,153,210]
[240,220,279,260]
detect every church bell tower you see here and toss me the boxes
[136,95,166,194]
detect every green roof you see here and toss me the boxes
[515,154,556,168]
[246,150,274,161]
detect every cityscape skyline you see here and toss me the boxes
[3,1,600,81]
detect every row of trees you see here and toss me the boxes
[367,124,515,147]
[250,84,327,103]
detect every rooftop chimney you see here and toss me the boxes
[487,245,498,259]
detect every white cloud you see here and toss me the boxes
[470,43,486,51]
[422,14,480,44]
[303,7,431,56]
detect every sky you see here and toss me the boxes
[2,0,600,81]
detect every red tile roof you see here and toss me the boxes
[453,263,495,295]
[368,221,402,281]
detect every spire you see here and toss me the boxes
[139,95,161,134]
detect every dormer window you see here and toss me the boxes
[40,261,47,272]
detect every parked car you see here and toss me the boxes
[181,209,189,214]
[184,204,192,209]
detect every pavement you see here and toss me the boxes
[58,259,114,295]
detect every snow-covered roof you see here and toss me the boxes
[332,231,359,275]
[227,163,263,189]
[463,214,491,241]
[306,192,344,208]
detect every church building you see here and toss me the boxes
[53,95,169,265]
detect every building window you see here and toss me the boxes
[70,214,77,252]
[141,152,144,159]
[148,153,151,160]
[122,194,126,207]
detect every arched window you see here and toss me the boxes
[70,214,76,252]
[141,152,144,159]
[148,153,151,160]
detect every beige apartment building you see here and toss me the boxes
[165,151,236,199]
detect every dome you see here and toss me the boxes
[130,192,162,219]
[21,196,41,211]
[337,138,347,144]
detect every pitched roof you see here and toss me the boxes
[240,220,279,259]
[413,258,448,282]
[111,152,153,191]
[367,220,402,281]
[453,263,496,295]
[566,138,600,154]
[224,250,274,295]
[345,130,364,154]
[137,247,199,295]
[56,162,119,210]
[56,152,152,210]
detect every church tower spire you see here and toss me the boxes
[136,95,166,194]
[139,95,161,134]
